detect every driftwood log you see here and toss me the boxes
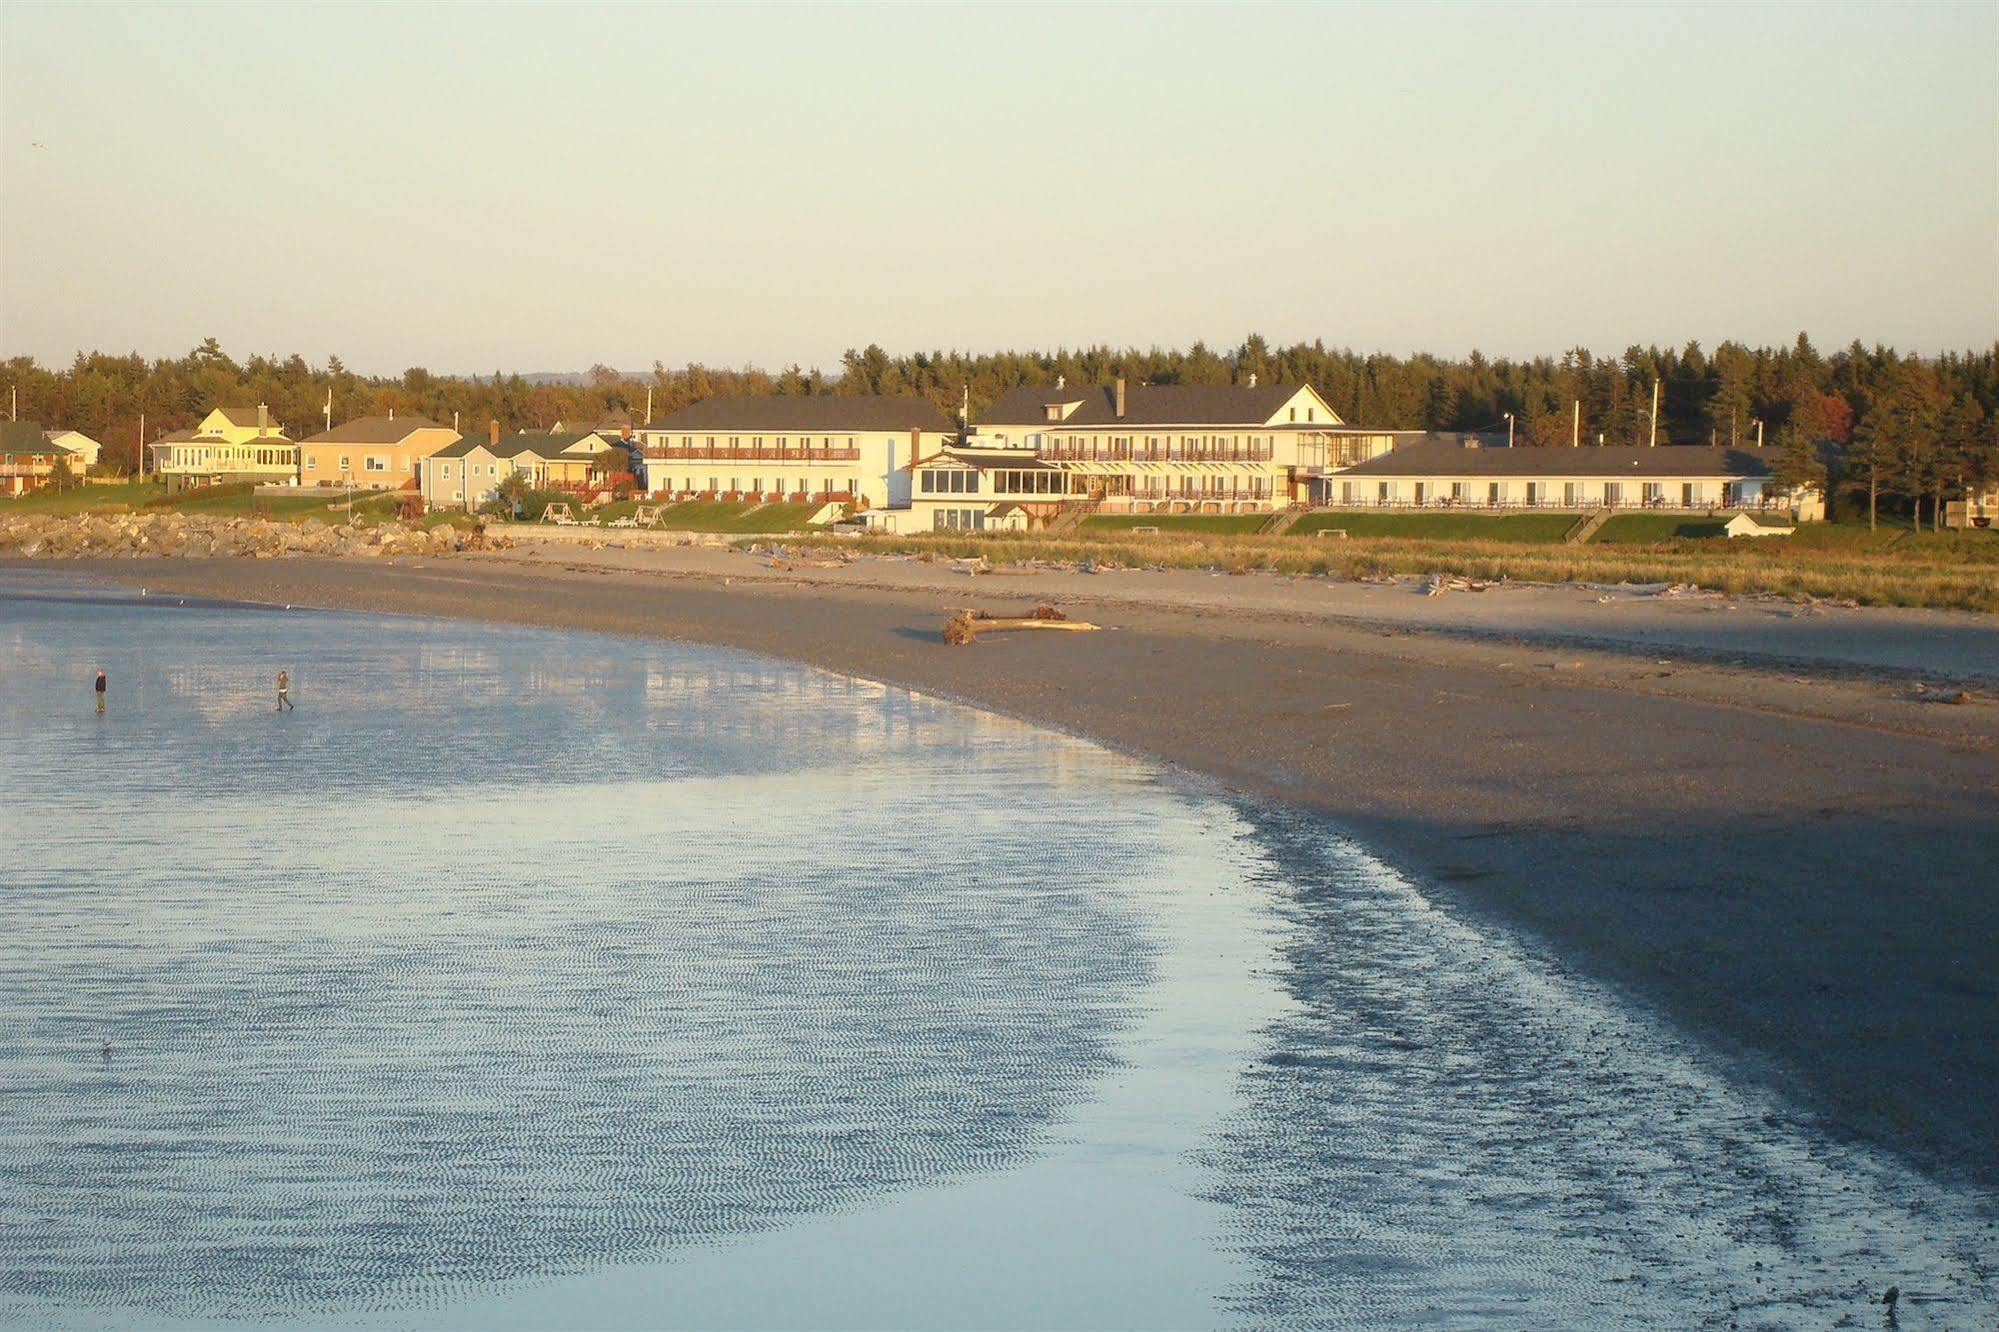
[941,604,1099,645]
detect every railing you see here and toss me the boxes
[1319,496,1792,512]
[1038,446,1274,463]
[651,488,853,504]
[642,447,862,463]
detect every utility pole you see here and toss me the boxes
[138,413,144,479]
[8,385,14,422]
[1648,379,1660,448]
[645,386,653,426]
[323,388,332,434]
[1755,419,1764,448]
[1572,399,1580,448]
[1731,404,1738,449]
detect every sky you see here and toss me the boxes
[1,0,1994,377]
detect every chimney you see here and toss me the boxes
[257,402,268,436]
[1248,373,1258,389]
[389,407,395,420]
[1115,378,1127,419]
[489,419,500,447]
[910,427,923,471]
[1056,374,1065,391]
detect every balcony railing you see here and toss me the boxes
[1038,447,1274,463]
[642,446,862,463]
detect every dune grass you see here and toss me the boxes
[792,525,1999,612]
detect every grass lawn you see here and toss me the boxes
[1081,514,1270,536]
[5,482,165,512]
[650,501,824,533]
[1291,511,1577,543]
[1592,514,1731,543]
[158,488,391,521]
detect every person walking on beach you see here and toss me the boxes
[94,669,106,714]
[276,670,293,712]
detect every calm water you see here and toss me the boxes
[0,572,1992,1330]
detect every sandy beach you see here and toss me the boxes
[26,546,1999,1192]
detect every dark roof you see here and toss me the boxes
[154,428,200,444]
[302,415,451,445]
[1336,442,1777,479]
[1,420,55,455]
[919,448,1059,472]
[981,382,1314,428]
[645,394,954,434]
[212,406,268,427]
[426,437,481,458]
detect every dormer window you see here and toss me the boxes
[1045,404,1061,421]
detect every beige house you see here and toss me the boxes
[634,395,956,511]
[299,415,457,489]
[1328,441,1808,516]
[960,378,1413,524]
[419,424,622,511]
[154,405,297,492]
[42,429,103,471]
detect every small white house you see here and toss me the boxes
[1722,511,1796,538]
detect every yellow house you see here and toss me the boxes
[298,415,458,489]
[155,405,297,492]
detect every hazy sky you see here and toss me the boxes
[2,1,1994,376]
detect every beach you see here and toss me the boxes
[32,545,1999,1194]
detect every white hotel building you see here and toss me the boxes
[634,396,958,512]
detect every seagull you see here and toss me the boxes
[31,142,45,150]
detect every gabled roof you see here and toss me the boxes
[302,415,451,445]
[645,394,954,434]
[1336,442,1777,479]
[981,382,1322,429]
[1,420,55,455]
[154,427,200,444]
[211,407,268,427]
[914,448,1059,472]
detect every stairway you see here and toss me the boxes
[1260,507,1307,536]
[1044,500,1098,535]
[1566,508,1613,544]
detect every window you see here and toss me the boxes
[365,456,387,472]
[1377,482,1391,504]
[1682,483,1696,506]
[1288,408,1297,422]
[1488,482,1502,504]
[1307,408,1316,422]
[338,455,350,472]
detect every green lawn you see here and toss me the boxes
[158,487,392,520]
[649,500,824,533]
[1081,514,1271,536]
[1592,514,1731,543]
[1290,511,1578,543]
[4,481,165,512]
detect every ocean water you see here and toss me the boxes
[0,571,1992,1330]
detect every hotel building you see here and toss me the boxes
[634,395,957,512]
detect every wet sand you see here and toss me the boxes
[27,548,1999,1191]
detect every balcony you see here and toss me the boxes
[642,446,862,464]
[1037,447,1273,464]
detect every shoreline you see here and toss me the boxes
[15,550,1999,1192]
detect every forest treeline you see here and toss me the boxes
[7,332,1995,522]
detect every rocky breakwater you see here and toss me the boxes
[0,512,508,560]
